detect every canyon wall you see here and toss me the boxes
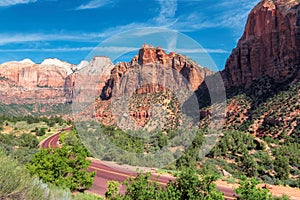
[222,0,300,88]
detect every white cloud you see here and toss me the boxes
[0,32,107,45]
[0,0,37,7]
[171,0,260,34]
[176,48,229,54]
[217,0,259,30]
[76,0,113,10]
[154,0,178,25]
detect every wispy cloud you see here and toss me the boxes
[0,32,108,45]
[76,0,114,10]
[154,0,178,26]
[172,0,260,34]
[0,0,37,7]
[177,48,229,54]
[217,0,259,30]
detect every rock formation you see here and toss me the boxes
[1,0,300,121]
[222,0,300,88]
[92,44,212,127]
[72,56,115,104]
[0,56,114,107]
[0,59,74,105]
[100,44,212,100]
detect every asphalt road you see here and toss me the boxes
[40,131,236,199]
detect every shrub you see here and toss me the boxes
[0,148,45,200]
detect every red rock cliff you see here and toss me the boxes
[222,0,300,88]
[0,60,73,105]
[100,44,213,100]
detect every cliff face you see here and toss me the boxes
[0,60,73,105]
[72,56,114,103]
[100,44,212,100]
[95,44,212,127]
[222,0,300,88]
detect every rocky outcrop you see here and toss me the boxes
[222,0,300,88]
[94,44,212,127]
[100,44,213,101]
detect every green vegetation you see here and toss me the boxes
[1,79,299,199]
[73,192,103,200]
[198,80,300,188]
[205,129,300,187]
[106,169,224,200]
[76,121,203,167]
[0,146,102,200]
[0,115,97,198]
[235,176,290,200]
[27,138,95,191]
[0,115,71,140]
[0,148,46,200]
[235,176,271,200]
[0,115,71,164]
[0,102,72,117]
[0,130,39,164]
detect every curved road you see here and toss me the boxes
[40,131,236,199]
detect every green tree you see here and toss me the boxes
[27,145,95,191]
[174,168,224,200]
[121,173,161,199]
[235,176,271,200]
[274,156,290,180]
[239,151,258,177]
[111,169,224,200]
[35,127,47,136]
[19,133,39,148]
[105,181,120,200]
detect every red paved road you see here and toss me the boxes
[40,131,236,199]
[39,131,61,148]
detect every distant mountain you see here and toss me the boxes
[0,58,73,105]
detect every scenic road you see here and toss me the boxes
[40,131,236,199]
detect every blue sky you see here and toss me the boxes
[0,0,260,70]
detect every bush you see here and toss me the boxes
[108,169,224,200]
[27,145,95,191]
[0,148,45,200]
[235,176,271,200]
[35,127,47,136]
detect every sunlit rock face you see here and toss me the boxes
[100,44,213,100]
[93,44,213,128]
[222,0,300,88]
[0,59,74,105]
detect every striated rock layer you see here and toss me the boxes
[0,60,74,105]
[222,0,300,88]
[100,44,212,101]
[85,44,212,127]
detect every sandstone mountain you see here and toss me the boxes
[199,0,300,140]
[88,44,212,128]
[0,59,73,105]
[221,0,300,88]
[0,0,299,127]
[100,44,212,100]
